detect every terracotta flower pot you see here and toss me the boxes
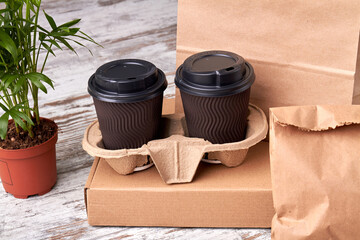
[0,118,58,199]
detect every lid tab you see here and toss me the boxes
[175,51,254,97]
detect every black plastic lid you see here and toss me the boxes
[175,50,255,97]
[88,59,167,103]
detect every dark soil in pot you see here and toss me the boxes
[0,119,57,150]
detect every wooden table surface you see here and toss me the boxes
[0,0,271,239]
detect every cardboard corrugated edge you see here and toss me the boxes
[82,104,268,184]
[270,105,360,131]
[84,157,100,215]
[353,32,360,104]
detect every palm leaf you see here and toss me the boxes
[43,11,57,30]
[0,29,18,61]
[0,112,9,140]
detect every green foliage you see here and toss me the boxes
[0,0,99,140]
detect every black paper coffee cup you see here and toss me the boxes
[88,59,167,149]
[175,51,254,144]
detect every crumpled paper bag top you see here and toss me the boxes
[270,105,360,239]
[83,104,268,184]
[270,105,360,131]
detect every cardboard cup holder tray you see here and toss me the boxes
[82,103,268,184]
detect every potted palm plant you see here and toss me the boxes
[0,0,98,198]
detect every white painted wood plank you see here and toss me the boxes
[0,0,271,239]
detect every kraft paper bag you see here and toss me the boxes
[269,105,360,239]
[176,0,360,115]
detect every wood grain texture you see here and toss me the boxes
[0,0,271,239]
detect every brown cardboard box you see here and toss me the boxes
[85,141,273,227]
[84,99,274,227]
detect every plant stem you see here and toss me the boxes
[3,89,19,133]
[40,43,53,73]
[2,90,12,108]
[0,54,8,72]
[33,2,40,72]
[24,84,34,138]
[31,83,40,124]
[32,2,41,124]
